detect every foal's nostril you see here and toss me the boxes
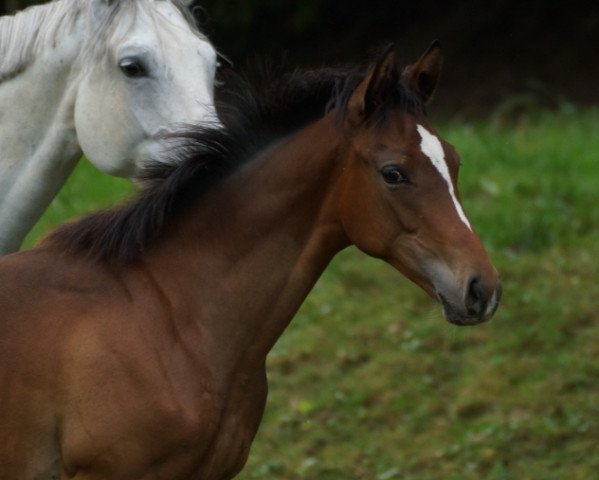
[465,276,487,317]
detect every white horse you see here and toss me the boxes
[0,0,219,254]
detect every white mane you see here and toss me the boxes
[0,0,203,82]
[0,0,82,81]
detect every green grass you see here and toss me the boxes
[22,159,133,249]
[26,108,599,479]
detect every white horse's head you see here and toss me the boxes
[74,0,219,179]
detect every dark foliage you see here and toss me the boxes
[4,0,598,110]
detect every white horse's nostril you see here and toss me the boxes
[153,127,171,138]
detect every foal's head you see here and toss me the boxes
[335,43,501,325]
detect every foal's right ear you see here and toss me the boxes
[401,40,443,103]
[347,45,400,127]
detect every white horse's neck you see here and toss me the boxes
[0,0,219,254]
[0,0,85,254]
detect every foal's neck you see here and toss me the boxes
[147,114,348,364]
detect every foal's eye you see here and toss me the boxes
[119,59,147,78]
[381,165,408,186]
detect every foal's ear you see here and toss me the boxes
[347,45,400,126]
[401,40,442,103]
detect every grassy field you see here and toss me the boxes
[25,108,599,479]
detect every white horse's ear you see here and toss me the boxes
[89,0,117,21]
[92,0,117,10]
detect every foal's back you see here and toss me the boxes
[0,248,222,479]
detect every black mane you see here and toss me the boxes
[44,60,423,263]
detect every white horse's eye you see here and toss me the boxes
[119,59,147,78]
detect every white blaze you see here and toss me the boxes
[416,124,472,230]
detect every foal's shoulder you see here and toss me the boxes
[0,246,119,297]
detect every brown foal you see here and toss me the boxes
[0,43,500,479]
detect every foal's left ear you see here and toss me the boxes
[402,40,443,103]
[347,45,400,126]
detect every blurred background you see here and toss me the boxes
[3,1,599,479]
[196,0,599,117]
[2,0,598,116]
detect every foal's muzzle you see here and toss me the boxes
[439,279,502,326]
